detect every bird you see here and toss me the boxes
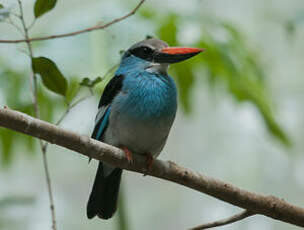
[87,38,204,219]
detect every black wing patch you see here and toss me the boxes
[91,107,110,140]
[91,74,124,140]
[98,74,125,108]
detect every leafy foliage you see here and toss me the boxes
[0,64,64,166]
[32,57,68,96]
[0,128,14,165]
[0,67,35,165]
[34,0,57,18]
[157,14,290,145]
[0,5,9,21]
[80,76,103,88]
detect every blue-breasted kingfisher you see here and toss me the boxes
[87,38,204,219]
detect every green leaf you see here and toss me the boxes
[80,76,102,88]
[91,77,102,86]
[79,77,90,86]
[138,8,156,20]
[66,78,80,104]
[34,0,57,18]
[0,7,9,22]
[0,128,14,166]
[0,196,35,209]
[119,50,126,56]
[32,57,67,96]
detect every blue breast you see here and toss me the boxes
[113,56,177,121]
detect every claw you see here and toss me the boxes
[143,154,154,176]
[146,154,154,171]
[122,147,133,163]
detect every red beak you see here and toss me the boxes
[160,47,204,55]
[153,47,204,63]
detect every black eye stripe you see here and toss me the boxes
[129,46,154,61]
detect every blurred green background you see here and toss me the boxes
[0,0,304,229]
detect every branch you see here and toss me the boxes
[0,107,304,228]
[0,0,145,44]
[43,93,93,151]
[189,210,254,230]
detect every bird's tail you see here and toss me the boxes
[87,162,122,219]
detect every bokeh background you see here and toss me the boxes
[0,0,304,229]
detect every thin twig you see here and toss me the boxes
[17,0,39,117]
[0,0,146,44]
[17,1,57,229]
[27,18,36,31]
[57,96,89,125]
[18,47,30,57]
[6,16,25,36]
[188,210,254,230]
[10,11,21,18]
[43,94,93,151]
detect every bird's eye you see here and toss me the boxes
[142,47,150,53]
[141,46,153,54]
[129,46,154,60]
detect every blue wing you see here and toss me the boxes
[91,74,125,141]
[91,106,111,140]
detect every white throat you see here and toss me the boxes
[145,63,169,74]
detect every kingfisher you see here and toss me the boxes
[87,38,204,219]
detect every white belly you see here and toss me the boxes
[104,111,174,157]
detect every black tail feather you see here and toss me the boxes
[87,162,123,219]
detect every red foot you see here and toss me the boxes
[122,147,133,163]
[146,154,154,172]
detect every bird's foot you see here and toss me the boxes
[143,154,154,176]
[146,154,154,171]
[122,147,133,163]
